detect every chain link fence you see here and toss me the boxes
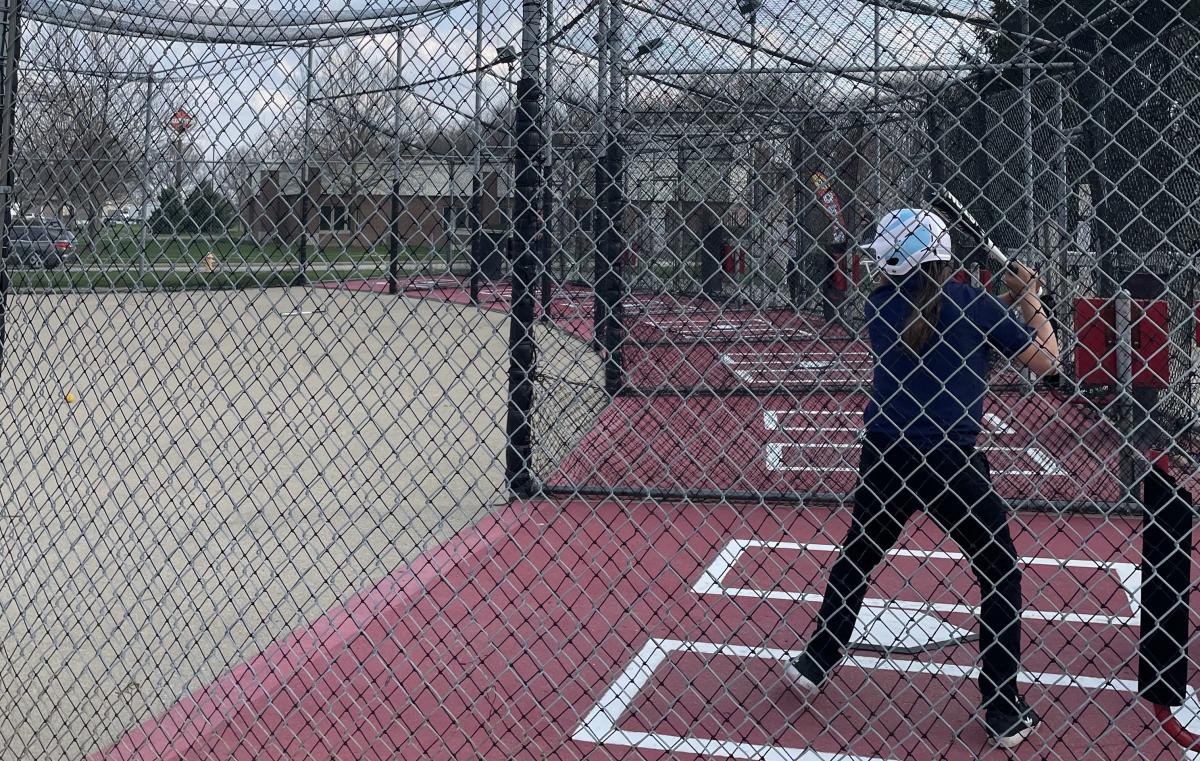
[1,1,1199,759]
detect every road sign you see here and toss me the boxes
[169,108,193,133]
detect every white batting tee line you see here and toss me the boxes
[692,539,1140,627]
[572,637,1140,761]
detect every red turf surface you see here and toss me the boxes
[93,499,1194,760]
[117,275,1188,759]
[546,390,1124,504]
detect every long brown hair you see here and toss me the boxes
[900,261,953,353]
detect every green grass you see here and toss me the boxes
[75,228,438,269]
[5,265,392,292]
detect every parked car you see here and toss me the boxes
[6,221,76,268]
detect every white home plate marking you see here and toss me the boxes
[850,605,977,653]
[693,539,1140,628]
[572,637,1140,761]
[760,408,1065,478]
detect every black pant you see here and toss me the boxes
[805,435,1024,711]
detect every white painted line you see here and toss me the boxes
[689,538,754,607]
[1019,445,1068,476]
[279,309,323,317]
[763,441,859,470]
[734,369,858,384]
[722,355,858,385]
[572,637,1138,761]
[721,349,868,358]
[647,315,784,338]
[723,358,840,369]
[762,410,860,433]
[721,355,759,384]
[693,540,1139,627]
[571,638,895,761]
[983,413,1016,435]
[763,441,1064,478]
[721,357,851,365]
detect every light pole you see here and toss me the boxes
[736,0,761,299]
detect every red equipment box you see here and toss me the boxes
[1073,297,1170,389]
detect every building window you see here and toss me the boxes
[319,203,351,232]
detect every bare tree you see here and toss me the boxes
[215,142,268,234]
[15,29,152,241]
[309,43,393,235]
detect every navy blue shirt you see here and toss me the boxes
[863,280,1034,446]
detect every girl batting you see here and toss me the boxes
[783,208,1059,748]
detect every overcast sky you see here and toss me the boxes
[25,0,989,160]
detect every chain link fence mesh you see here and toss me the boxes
[1,0,1199,759]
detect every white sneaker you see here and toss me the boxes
[782,654,822,698]
[986,697,1041,749]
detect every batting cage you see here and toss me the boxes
[2,0,1200,759]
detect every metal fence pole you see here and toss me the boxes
[602,0,626,393]
[926,95,943,191]
[1019,0,1035,266]
[504,0,545,497]
[1115,287,1135,500]
[0,0,19,372]
[747,6,758,301]
[1052,75,1074,381]
[539,0,556,321]
[591,0,611,345]
[387,30,405,295]
[871,1,881,217]
[468,0,484,305]
[1085,37,1118,297]
[295,45,314,286]
[139,71,154,281]
[788,131,803,311]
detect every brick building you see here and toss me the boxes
[241,156,512,252]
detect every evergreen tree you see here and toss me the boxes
[185,181,233,234]
[148,186,189,234]
[148,182,234,234]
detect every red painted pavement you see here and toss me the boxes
[547,390,1123,504]
[184,273,1199,759]
[92,499,1192,760]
